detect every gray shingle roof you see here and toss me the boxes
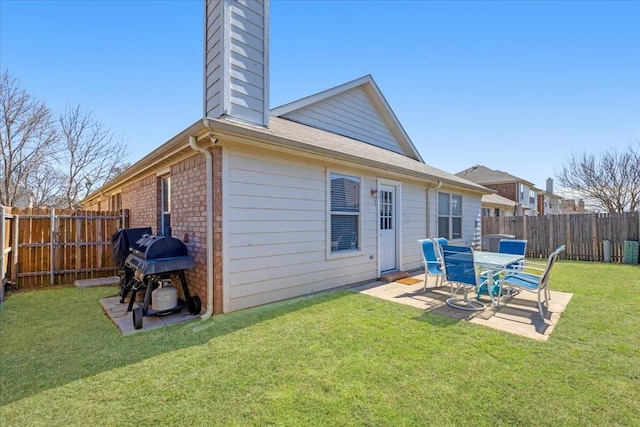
[211,117,491,193]
[482,193,517,208]
[455,165,534,186]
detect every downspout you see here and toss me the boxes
[427,181,443,236]
[189,134,215,320]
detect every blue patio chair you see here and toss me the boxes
[499,245,566,317]
[418,239,445,291]
[434,237,448,263]
[441,244,487,311]
[477,238,527,300]
[498,239,527,270]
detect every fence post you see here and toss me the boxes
[1,206,5,302]
[565,214,571,259]
[592,214,599,262]
[549,215,554,255]
[50,208,55,285]
[12,214,19,283]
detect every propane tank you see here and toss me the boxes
[152,279,178,311]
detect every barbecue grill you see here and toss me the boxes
[112,229,201,329]
[112,227,151,303]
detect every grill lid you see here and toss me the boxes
[131,234,189,260]
[125,234,194,275]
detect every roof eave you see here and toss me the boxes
[81,119,208,204]
[208,119,491,195]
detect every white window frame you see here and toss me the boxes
[327,171,362,258]
[437,192,463,240]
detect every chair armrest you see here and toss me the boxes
[522,260,546,269]
[522,266,546,274]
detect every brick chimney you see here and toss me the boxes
[204,0,269,127]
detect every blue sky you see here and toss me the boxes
[1,0,638,192]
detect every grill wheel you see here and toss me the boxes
[133,307,143,329]
[188,295,202,315]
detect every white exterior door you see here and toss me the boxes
[379,184,397,272]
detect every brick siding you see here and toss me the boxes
[111,145,223,315]
[122,175,157,232]
[170,152,208,309]
[485,183,518,203]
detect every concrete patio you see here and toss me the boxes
[351,272,573,341]
[101,295,200,336]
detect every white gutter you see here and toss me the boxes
[189,133,215,320]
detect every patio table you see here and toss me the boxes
[474,251,524,307]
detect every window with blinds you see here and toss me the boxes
[330,173,360,253]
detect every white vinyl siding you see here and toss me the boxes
[224,146,483,312]
[279,87,405,155]
[226,147,376,312]
[205,0,269,126]
[401,183,428,272]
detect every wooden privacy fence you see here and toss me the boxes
[482,212,640,262]
[1,206,129,290]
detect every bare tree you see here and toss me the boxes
[57,105,128,209]
[26,163,65,208]
[0,71,59,206]
[556,143,640,213]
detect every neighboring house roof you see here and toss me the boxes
[271,75,424,163]
[456,165,534,187]
[542,192,564,200]
[82,115,491,204]
[481,193,518,209]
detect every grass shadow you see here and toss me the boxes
[0,285,351,405]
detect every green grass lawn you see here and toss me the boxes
[1,261,639,426]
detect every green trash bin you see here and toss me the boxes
[623,240,639,264]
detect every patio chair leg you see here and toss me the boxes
[537,294,545,318]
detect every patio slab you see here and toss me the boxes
[75,276,120,288]
[100,295,199,336]
[350,273,572,341]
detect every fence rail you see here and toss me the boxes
[1,206,129,290]
[482,212,640,262]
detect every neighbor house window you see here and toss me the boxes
[160,176,171,236]
[519,184,524,201]
[438,192,462,240]
[330,173,360,252]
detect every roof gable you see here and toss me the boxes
[270,75,423,162]
[456,165,534,187]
